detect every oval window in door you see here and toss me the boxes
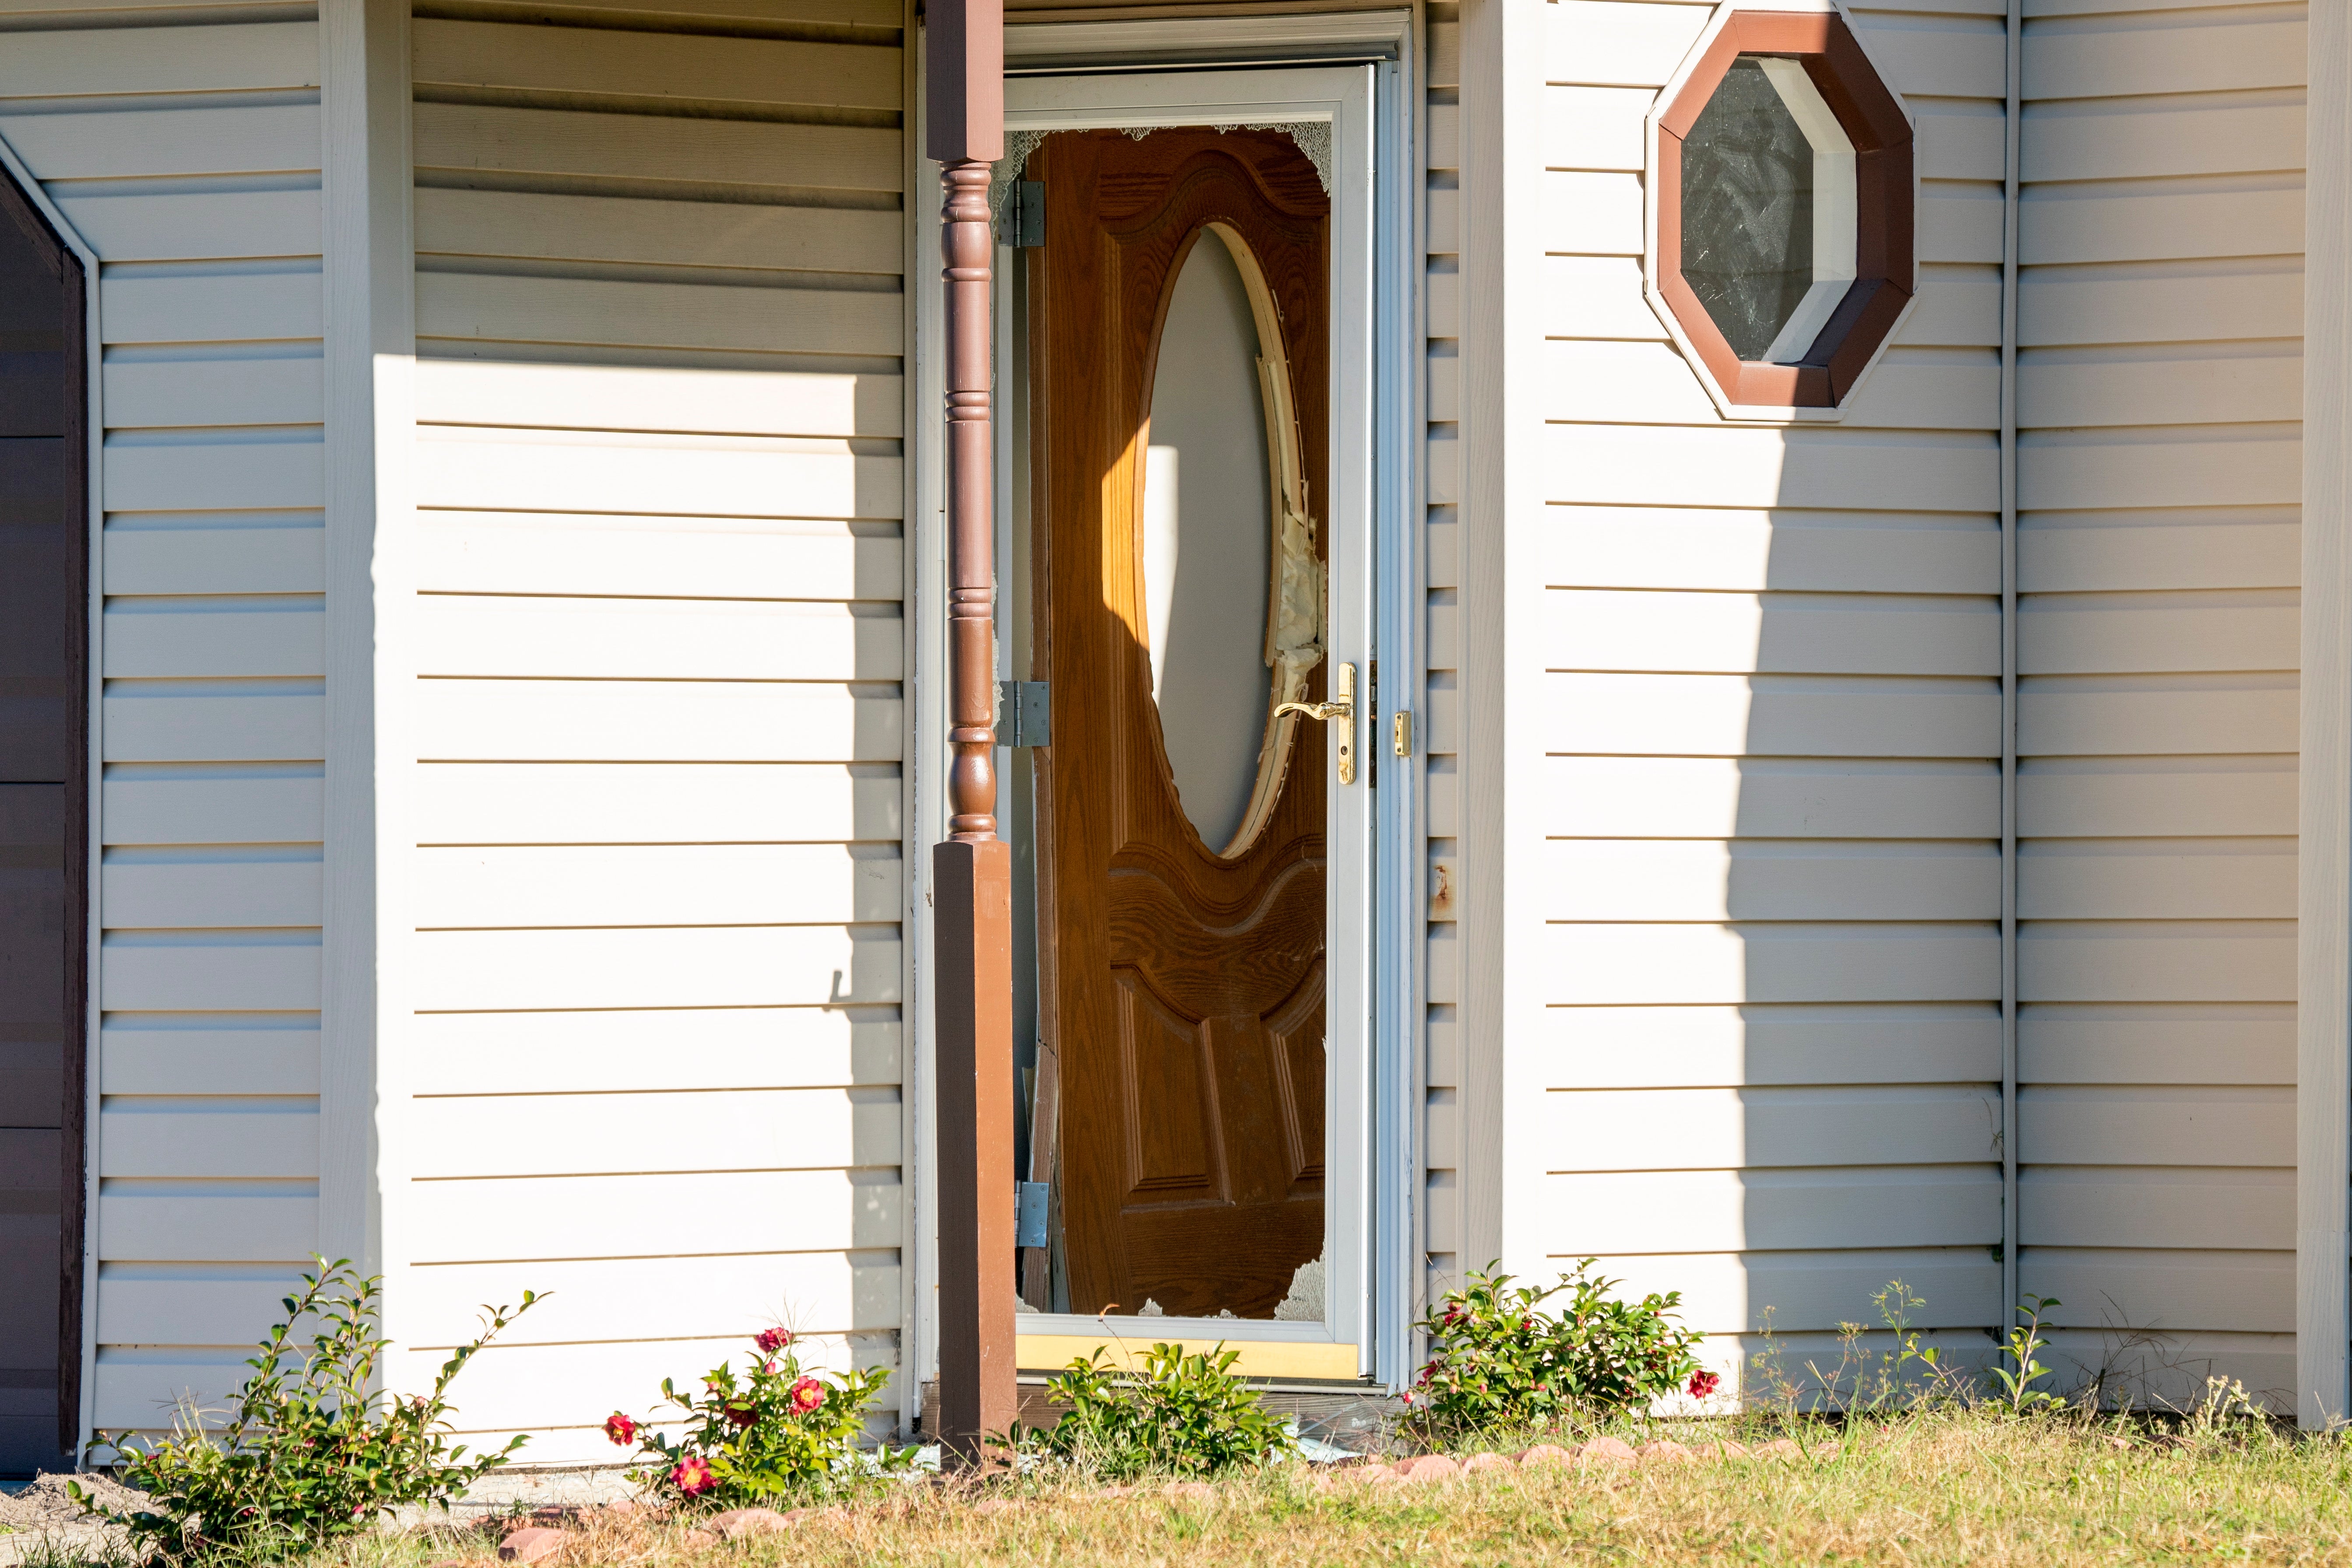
[1139,221,1324,859]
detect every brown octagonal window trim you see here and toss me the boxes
[1656,10,1914,409]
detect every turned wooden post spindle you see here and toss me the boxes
[942,157,998,841]
[925,0,1015,1472]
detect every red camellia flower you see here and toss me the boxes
[604,1412,640,1447]
[755,1326,792,1354]
[671,1457,716,1496]
[788,1376,824,1414]
[1688,1369,1722,1400]
[724,1400,756,1428]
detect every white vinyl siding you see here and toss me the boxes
[1533,0,2009,1381]
[401,0,907,1463]
[0,4,330,1432]
[2014,0,2303,1405]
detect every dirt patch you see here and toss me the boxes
[0,1472,150,1532]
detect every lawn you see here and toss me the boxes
[282,1410,2352,1568]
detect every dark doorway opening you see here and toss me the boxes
[0,159,88,1475]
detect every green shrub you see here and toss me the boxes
[1407,1260,1706,1434]
[607,1327,914,1505]
[1015,1342,1298,1480]
[74,1257,538,1564]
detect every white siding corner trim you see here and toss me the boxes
[2298,0,2352,1432]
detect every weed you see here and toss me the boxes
[1783,1280,1971,1417]
[1990,1295,2064,1416]
[2184,1376,2269,1444]
[73,1258,537,1564]
[1010,1342,1297,1480]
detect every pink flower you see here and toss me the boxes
[604,1412,640,1447]
[723,1400,756,1428]
[1688,1370,1721,1400]
[762,1361,778,1376]
[671,1457,716,1496]
[755,1327,792,1354]
[788,1377,824,1414]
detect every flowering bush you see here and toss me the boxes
[1405,1261,1705,1434]
[608,1327,914,1506]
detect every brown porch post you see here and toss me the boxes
[926,0,1016,1469]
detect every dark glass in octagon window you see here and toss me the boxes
[1679,55,1814,362]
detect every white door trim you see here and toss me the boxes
[1005,10,1409,70]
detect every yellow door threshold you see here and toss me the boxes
[1014,1334,1360,1382]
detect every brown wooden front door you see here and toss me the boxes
[1028,127,1331,1320]
[0,166,86,1472]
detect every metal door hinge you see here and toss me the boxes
[1393,710,1413,757]
[1004,180,1045,249]
[1016,1181,1051,1248]
[997,679,1051,747]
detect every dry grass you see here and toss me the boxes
[312,1410,2352,1568]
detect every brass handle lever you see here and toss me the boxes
[1272,661,1356,785]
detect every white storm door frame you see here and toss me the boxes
[992,63,1379,1369]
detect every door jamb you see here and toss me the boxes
[911,23,1421,1396]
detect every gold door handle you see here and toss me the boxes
[1272,661,1356,785]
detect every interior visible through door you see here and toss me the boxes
[1020,126,1332,1321]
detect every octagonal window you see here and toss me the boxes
[1653,10,1915,410]
[1679,56,1855,364]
